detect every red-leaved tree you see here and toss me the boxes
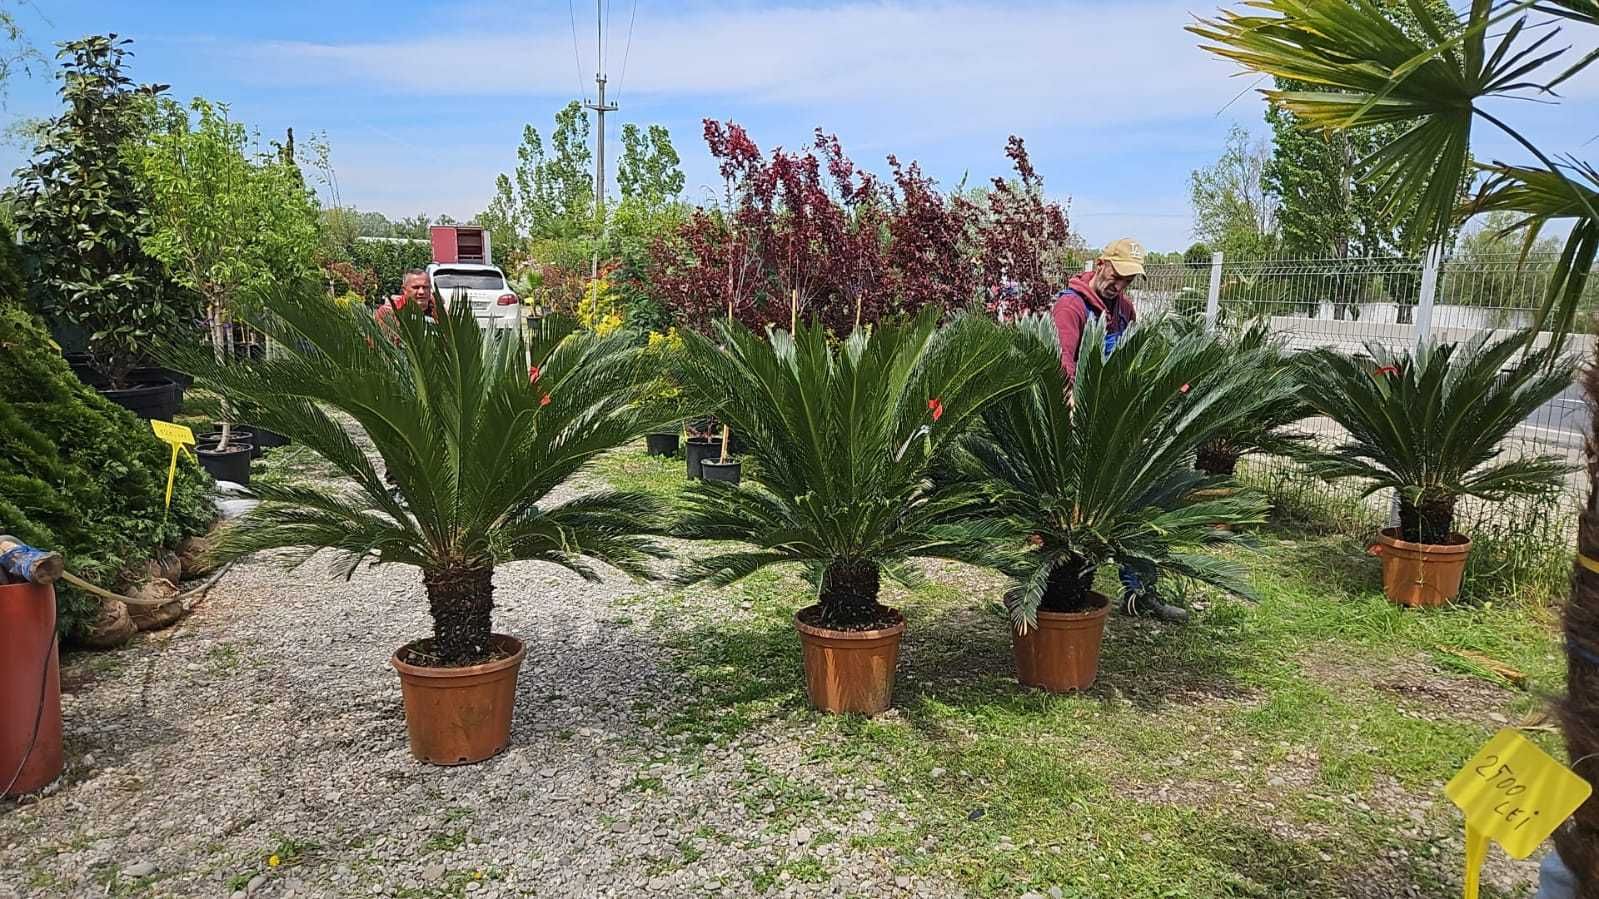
[959,136,1075,314]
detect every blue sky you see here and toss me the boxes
[1,1,1595,252]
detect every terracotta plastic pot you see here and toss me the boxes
[700,458,742,486]
[684,437,723,479]
[644,432,679,457]
[391,634,526,765]
[1369,527,1472,608]
[0,581,64,797]
[1188,485,1238,534]
[794,609,905,716]
[1012,596,1111,693]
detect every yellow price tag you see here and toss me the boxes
[1446,728,1591,899]
[149,420,196,512]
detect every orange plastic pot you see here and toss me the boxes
[391,634,525,765]
[1369,528,1472,608]
[1,581,63,796]
[1012,596,1110,692]
[794,610,905,716]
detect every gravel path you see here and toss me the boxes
[0,498,959,898]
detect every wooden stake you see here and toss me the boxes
[790,287,798,333]
[720,425,731,463]
[855,293,863,330]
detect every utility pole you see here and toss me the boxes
[583,0,617,287]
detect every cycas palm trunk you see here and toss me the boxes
[818,560,883,629]
[1398,494,1457,545]
[1556,361,1599,895]
[423,565,495,665]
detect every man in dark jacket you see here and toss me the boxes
[1050,238,1189,623]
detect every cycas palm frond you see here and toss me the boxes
[1158,317,1311,471]
[670,309,1034,625]
[165,280,666,585]
[1294,331,1576,539]
[959,315,1277,631]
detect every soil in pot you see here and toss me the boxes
[198,443,254,485]
[1,581,63,796]
[1370,527,1472,607]
[99,379,178,421]
[684,437,723,479]
[645,432,680,457]
[700,458,741,486]
[794,604,905,716]
[391,633,526,765]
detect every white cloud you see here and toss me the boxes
[229,1,1256,134]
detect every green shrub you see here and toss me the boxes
[0,301,215,636]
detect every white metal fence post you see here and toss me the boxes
[1413,243,1443,348]
[1204,251,1224,329]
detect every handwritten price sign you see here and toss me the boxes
[1445,728,1591,899]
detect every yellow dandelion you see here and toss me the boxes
[268,854,281,867]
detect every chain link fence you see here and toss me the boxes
[1140,251,1596,551]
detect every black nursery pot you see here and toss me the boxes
[99,379,178,422]
[700,458,742,486]
[199,430,259,459]
[684,438,723,479]
[198,443,253,485]
[246,424,289,449]
[645,432,680,457]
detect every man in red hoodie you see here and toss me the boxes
[373,269,436,339]
[1050,238,1189,623]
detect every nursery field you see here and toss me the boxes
[0,443,1566,899]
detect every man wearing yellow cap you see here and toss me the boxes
[1050,238,1189,623]
[1051,237,1144,380]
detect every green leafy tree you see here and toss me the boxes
[171,286,666,666]
[485,101,594,247]
[1189,125,1279,259]
[9,35,193,386]
[672,310,1032,630]
[616,123,684,207]
[139,96,322,361]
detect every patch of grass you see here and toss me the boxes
[590,443,684,503]
[204,641,245,674]
[752,855,830,891]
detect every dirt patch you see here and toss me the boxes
[1304,648,1520,724]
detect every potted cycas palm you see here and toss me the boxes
[1296,333,1575,607]
[1175,319,1310,480]
[672,310,1031,715]
[171,283,666,764]
[956,317,1277,692]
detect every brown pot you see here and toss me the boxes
[1,581,63,796]
[794,609,905,716]
[391,634,526,765]
[1369,527,1472,608]
[1012,596,1111,693]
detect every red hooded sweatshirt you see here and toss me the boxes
[1050,270,1136,380]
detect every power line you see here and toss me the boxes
[615,0,639,105]
[567,0,587,101]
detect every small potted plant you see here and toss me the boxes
[173,285,665,764]
[684,416,723,479]
[1179,320,1309,481]
[1296,334,1574,607]
[959,317,1275,691]
[672,310,1031,715]
[641,329,685,457]
[699,425,741,485]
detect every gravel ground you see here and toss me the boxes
[0,491,961,899]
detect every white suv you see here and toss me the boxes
[427,263,522,331]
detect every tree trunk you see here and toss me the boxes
[1556,361,1599,896]
[423,565,495,666]
[817,560,882,629]
[1397,494,1456,544]
[1039,557,1098,614]
[1196,440,1241,477]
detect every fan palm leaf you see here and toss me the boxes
[166,282,667,664]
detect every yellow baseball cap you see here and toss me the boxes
[1099,238,1146,278]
